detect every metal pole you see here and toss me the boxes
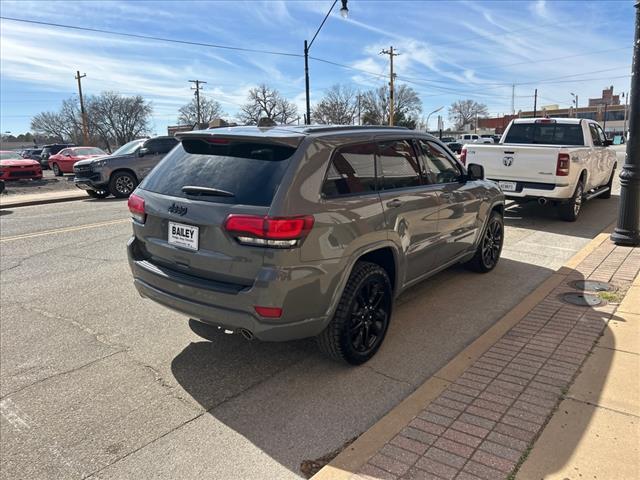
[612,0,640,246]
[623,92,629,137]
[533,89,537,118]
[75,71,89,145]
[389,46,395,126]
[304,40,310,125]
[603,101,608,132]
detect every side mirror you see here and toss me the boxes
[138,147,149,157]
[466,163,484,181]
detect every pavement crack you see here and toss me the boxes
[364,365,413,387]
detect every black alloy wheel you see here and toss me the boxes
[465,210,504,273]
[349,276,390,355]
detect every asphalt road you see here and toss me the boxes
[0,183,621,480]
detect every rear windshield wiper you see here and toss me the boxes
[181,186,235,197]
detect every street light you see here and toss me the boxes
[425,106,444,132]
[611,0,640,246]
[570,92,578,117]
[304,0,348,125]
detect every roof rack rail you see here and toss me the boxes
[299,125,410,134]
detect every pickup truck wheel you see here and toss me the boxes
[559,181,584,222]
[52,163,62,176]
[465,210,504,273]
[317,261,392,365]
[598,167,616,200]
[109,172,138,198]
[86,189,110,199]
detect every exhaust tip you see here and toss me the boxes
[239,328,254,341]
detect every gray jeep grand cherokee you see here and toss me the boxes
[127,126,504,364]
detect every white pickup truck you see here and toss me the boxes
[461,118,617,221]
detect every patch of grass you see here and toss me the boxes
[598,290,624,304]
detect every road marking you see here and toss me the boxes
[0,218,129,243]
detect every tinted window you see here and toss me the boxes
[140,140,295,207]
[322,143,376,196]
[504,123,584,145]
[377,140,421,190]
[589,124,602,146]
[419,140,462,184]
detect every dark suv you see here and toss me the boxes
[73,136,178,198]
[40,144,75,169]
[127,126,504,364]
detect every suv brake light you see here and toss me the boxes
[224,214,314,248]
[460,147,467,165]
[128,193,146,223]
[556,153,571,176]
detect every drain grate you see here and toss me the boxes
[569,280,615,292]
[562,292,603,307]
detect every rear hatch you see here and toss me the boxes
[133,132,303,287]
[466,120,584,185]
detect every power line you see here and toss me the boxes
[0,16,303,58]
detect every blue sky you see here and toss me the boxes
[0,0,634,136]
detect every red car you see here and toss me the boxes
[48,146,107,176]
[0,150,43,181]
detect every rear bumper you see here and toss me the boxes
[489,178,574,200]
[127,237,334,341]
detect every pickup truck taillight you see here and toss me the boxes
[460,147,467,165]
[128,193,146,224]
[224,214,314,248]
[556,153,571,176]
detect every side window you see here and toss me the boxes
[158,138,178,154]
[419,140,462,184]
[589,124,602,146]
[377,139,421,190]
[322,142,377,197]
[595,125,607,144]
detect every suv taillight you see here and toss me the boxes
[460,147,467,165]
[556,153,570,176]
[128,193,146,224]
[224,214,314,248]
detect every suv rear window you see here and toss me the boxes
[140,139,296,206]
[504,123,584,145]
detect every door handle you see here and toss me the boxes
[386,199,403,208]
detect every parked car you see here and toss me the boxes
[40,144,75,169]
[492,135,502,144]
[73,136,178,199]
[48,146,107,176]
[439,136,456,143]
[459,133,493,145]
[461,118,617,221]
[126,125,505,364]
[446,141,463,154]
[0,150,43,181]
[21,148,43,161]
[480,134,495,144]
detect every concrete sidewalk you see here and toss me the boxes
[313,234,639,480]
[0,190,87,208]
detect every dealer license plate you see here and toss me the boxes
[168,222,199,251]
[498,181,517,192]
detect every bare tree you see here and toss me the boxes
[313,84,358,125]
[448,99,489,130]
[31,92,152,150]
[177,97,226,125]
[361,84,422,128]
[86,92,152,146]
[238,84,298,125]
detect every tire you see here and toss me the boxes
[109,171,138,198]
[188,319,221,341]
[317,261,392,365]
[559,180,584,222]
[86,189,110,199]
[598,165,616,200]
[52,163,63,176]
[465,210,504,273]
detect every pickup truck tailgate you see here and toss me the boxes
[466,144,559,184]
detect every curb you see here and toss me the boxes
[0,192,88,209]
[311,223,617,480]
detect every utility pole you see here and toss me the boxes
[357,91,361,126]
[612,0,640,246]
[622,91,629,136]
[189,79,206,125]
[511,83,515,115]
[533,89,538,118]
[603,101,609,132]
[380,46,400,126]
[75,71,89,145]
